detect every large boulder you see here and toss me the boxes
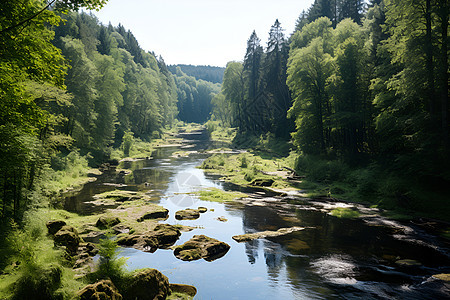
[174,235,230,262]
[96,216,121,229]
[124,268,169,300]
[117,224,181,252]
[46,220,66,235]
[78,279,122,300]
[175,208,200,220]
[54,225,81,255]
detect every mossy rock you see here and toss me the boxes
[124,268,169,300]
[95,190,138,202]
[169,284,197,297]
[152,224,182,247]
[96,216,121,229]
[53,225,81,255]
[175,209,200,220]
[46,220,66,235]
[174,235,230,262]
[197,206,208,213]
[395,259,421,266]
[137,208,169,222]
[117,224,181,252]
[432,273,450,281]
[250,178,274,187]
[78,279,122,300]
[232,227,307,243]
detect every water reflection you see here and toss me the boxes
[63,130,450,299]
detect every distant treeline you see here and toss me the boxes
[168,64,225,84]
[172,67,221,124]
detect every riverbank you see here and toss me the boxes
[203,123,450,233]
[0,124,202,300]
[2,123,449,299]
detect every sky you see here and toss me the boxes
[91,0,315,67]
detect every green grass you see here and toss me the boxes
[200,151,302,192]
[0,210,84,300]
[195,188,247,202]
[330,207,361,219]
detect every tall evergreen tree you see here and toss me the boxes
[263,20,292,137]
[243,31,264,132]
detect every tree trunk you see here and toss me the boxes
[438,0,449,148]
[425,0,436,115]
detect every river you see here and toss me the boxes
[64,130,450,299]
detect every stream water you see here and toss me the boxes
[64,131,450,299]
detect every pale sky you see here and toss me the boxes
[91,0,315,67]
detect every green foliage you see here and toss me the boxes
[330,207,360,218]
[240,155,248,168]
[173,67,221,123]
[95,234,128,284]
[0,210,83,300]
[196,188,246,203]
[121,131,134,157]
[295,155,349,182]
[168,64,225,84]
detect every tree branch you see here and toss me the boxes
[0,0,57,35]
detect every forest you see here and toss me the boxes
[0,0,449,299]
[212,0,449,216]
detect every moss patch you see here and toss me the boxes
[330,207,361,219]
[195,188,247,203]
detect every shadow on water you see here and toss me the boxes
[62,129,450,299]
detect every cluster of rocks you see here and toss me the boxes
[46,220,99,278]
[78,268,197,300]
[117,224,181,252]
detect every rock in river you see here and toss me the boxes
[173,235,230,262]
[124,268,170,300]
[117,224,181,252]
[198,206,208,213]
[232,226,308,242]
[175,208,201,220]
[170,283,197,297]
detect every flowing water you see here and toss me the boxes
[64,131,450,299]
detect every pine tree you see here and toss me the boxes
[263,20,292,137]
[243,31,264,132]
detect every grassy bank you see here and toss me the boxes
[204,124,450,222]
[0,125,196,299]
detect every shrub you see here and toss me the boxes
[121,131,134,157]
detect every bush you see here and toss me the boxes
[295,155,348,182]
[90,234,128,290]
[121,131,134,157]
[1,210,83,300]
[244,170,255,182]
[240,155,248,168]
